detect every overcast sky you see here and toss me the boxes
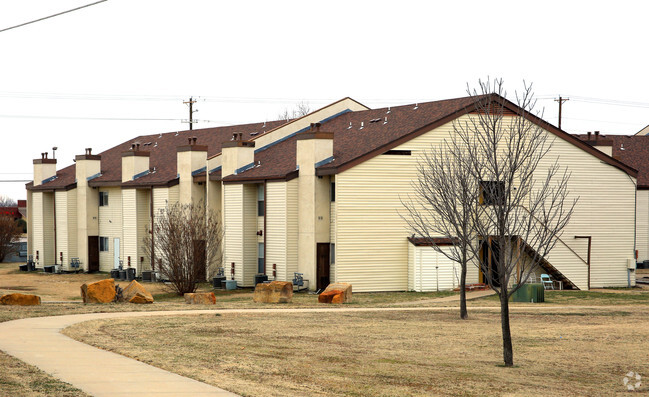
[1,0,648,201]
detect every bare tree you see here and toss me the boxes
[143,201,223,295]
[0,214,22,262]
[0,195,17,207]
[277,101,311,121]
[402,138,481,320]
[456,78,576,366]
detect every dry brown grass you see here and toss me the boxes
[64,307,649,397]
[0,350,90,397]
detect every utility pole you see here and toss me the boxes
[554,96,569,130]
[183,97,198,130]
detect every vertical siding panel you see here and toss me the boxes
[330,201,336,282]
[32,192,43,267]
[243,184,258,286]
[136,189,151,272]
[224,184,244,285]
[122,189,137,271]
[67,190,77,261]
[98,188,122,272]
[42,193,55,266]
[55,191,68,269]
[636,190,649,262]
[27,190,33,258]
[286,179,299,280]
[266,182,287,281]
[336,115,635,292]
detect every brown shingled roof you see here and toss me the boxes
[225,96,480,182]
[227,94,637,182]
[27,120,287,191]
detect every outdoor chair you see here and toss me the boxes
[293,272,309,292]
[540,274,554,290]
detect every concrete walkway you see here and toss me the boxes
[0,290,525,397]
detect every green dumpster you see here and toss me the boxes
[512,283,544,303]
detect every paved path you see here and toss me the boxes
[0,290,608,397]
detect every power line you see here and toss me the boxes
[0,113,230,124]
[0,114,181,121]
[0,0,108,33]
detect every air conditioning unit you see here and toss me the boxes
[627,259,636,270]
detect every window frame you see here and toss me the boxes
[480,180,506,206]
[99,237,109,252]
[257,184,265,216]
[99,191,109,207]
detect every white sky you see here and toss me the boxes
[1,0,648,201]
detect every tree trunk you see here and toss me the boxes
[499,291,514,366]
[459,259,468,319]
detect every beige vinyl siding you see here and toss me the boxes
[224,184,243,284]
[121,189,137,270]
[330,201,336,282]
[266,181,287,281]
[408,245,462,291]
[168,185,179,204]
[224,184,257,286]
[136,189,151,272]
[31,192,43,266]
[54,191,68,268]
[243,185,258,286]
[336,114,635,292]
[27,190,33,257]
[66,190,77,263]
[636,190,649,263]
[98,188,122,272]
[537,127,636,289]
[152,187,170,214]
[286,179,298,280]
[151,187,172,269]
[408,244,480,292]
[54,190,79,270]
[33,192,55,267]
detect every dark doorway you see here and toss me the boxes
[87,236,100,273]
[193,239,206,281]
[316,243,330,290]
[480,237,501,288]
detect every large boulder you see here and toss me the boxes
[318,283,352,304]
[80,279,116,303]
[121,280,154,304]
[253,281,293,303]
[184,292,216,304]
[0,293,41,306]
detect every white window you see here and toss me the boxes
[99,191,109,206]
[99,237,109,252]
[258,243,265,274]
[257,184,265,216]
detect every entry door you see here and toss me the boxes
[480,238,501,288]
[87,236,100,273]
[113,238,120,269]
[316,243,330,290]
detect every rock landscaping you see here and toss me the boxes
[184,292,216,304]
[318,283,352,304]
[80,279,116,303]
[0,293,41,306]
[121,280,154,304]
[253,281,293,303]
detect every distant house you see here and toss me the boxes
[1,203,27,262]
[27,95,637,290]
